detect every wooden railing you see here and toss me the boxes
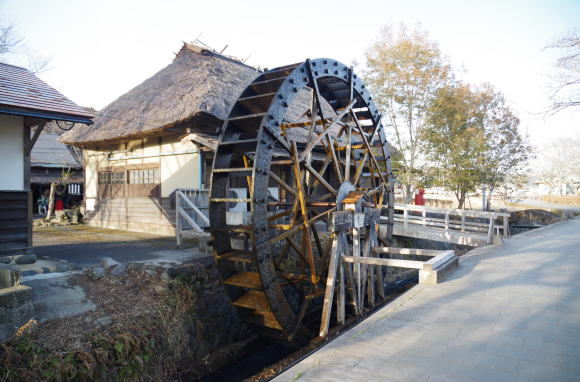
[383,204,511,244]
[175,188,210,247]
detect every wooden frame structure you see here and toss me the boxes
[320,209,458,338]
[387,204,511,245]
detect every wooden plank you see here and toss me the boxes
[319,234,341,337]
[177,207,203,233]
[342,233,359,315]
[423,250,455,271]
[392,203,511,218]
[375,255,385,298]
[372,247,447,257]
[337,260,345,325]
[353,226,361,308]
[342,256,425,269]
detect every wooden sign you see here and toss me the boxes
[330,211,353,232]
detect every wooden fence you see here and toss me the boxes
[175,188,210,247]
[385,204,511,244]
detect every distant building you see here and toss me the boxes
[0,63,93,255]
[30,131,84,213]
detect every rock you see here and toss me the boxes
[56,263,71,272]
[0,264,21,288]
[160,271,171,282]
[21,270,37,277]
[91,267,105,279]
[153,285,168,295]
[145,269,157,277]
[110,263,127,276]
[0,257,10,264]
[15,254,37,265]
[94,316,113,327]
[101,257,120,269]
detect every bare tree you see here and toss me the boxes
[534,135,580,195]
[0,16,50,73]
[363,23,452,203]
[0,19,22,55]
[545,29,580,113]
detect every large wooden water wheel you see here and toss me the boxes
[209,59,395,344]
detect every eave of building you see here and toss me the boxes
[0,104,94,125]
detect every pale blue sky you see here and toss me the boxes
[2,0,579,145]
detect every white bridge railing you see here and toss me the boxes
[175,188,210,247]
[384,204,511,244]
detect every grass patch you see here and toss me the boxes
[0,267,197,381]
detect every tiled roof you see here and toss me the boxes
[31,132,80,168]
[0,63,93,123]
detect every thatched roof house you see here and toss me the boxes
[60,43,259,146]
[65,43,267,235]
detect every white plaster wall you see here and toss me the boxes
[160,139,201,197]
[0,114,24,191]
[83,136,201,199]
[84,148,99,199]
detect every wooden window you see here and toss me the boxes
[98,171,126,184]
[128,169,160,184]
[127,167,160,198]
[98,171,126,198]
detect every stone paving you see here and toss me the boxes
[274,217,580,382]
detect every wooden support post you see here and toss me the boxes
[444,212,449,231]
[176,192,182,248]
[461,215,466,232]
[319,234,341,338]
[503,215,509,237]
[367,225,375,307]
[368,260,375,306]
[345,258,360,315]
[422,209,427,226]
[360,223,377,308]
[352,226,361,308]
[404,209,408,230]
[487,217,494,244]
[341,234,359,316]
[337,261,345,326]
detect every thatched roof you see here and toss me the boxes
[60,43,259,145]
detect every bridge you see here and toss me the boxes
[386,204,511,246]
[173,189,512,248]
[273,216,580,382]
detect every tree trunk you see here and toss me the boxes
[46,182,56,220]
[486,185,495,211]
[457,190,467,209]
[403,184,413,204]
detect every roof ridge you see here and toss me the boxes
[176,42,259,71]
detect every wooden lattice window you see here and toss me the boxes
[98,171,126,184]
[128,169,160,184]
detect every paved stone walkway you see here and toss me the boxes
[275,217,580,382]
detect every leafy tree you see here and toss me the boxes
[477,86,532,209]
[545,29,579,113]
[421,84,487,208]
[363,23,451,203]
[421,83,531,209]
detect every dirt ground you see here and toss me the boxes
[33,224,210,268]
